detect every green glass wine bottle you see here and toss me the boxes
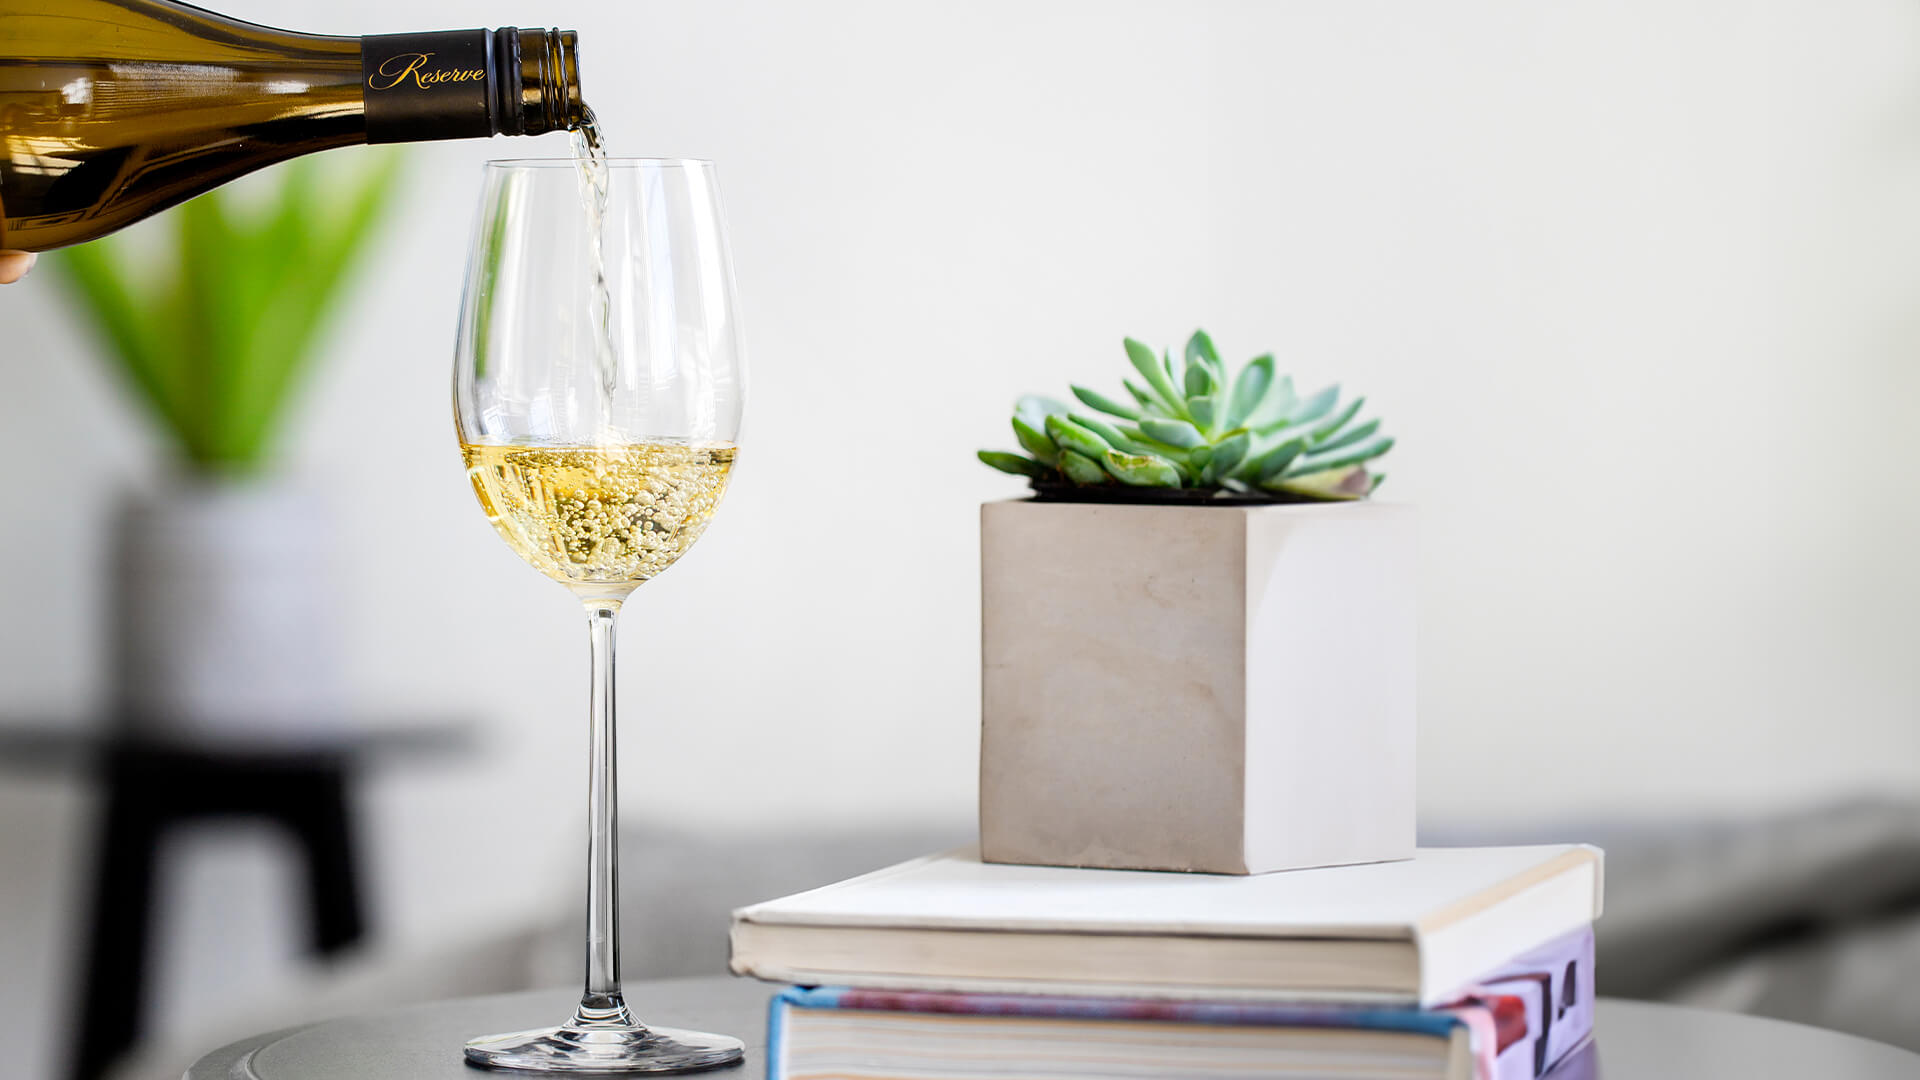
[0,0,585,251]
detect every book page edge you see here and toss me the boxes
[731,962,1421,1006]
[1413,845,1603,936]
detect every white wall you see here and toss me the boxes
[5,0,1920,1068]
[1201,1,1920,815]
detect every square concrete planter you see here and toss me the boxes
[979,498,1416,875]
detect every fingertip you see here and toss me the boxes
[0,251,38,284]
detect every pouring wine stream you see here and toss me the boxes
[571,105,618,415]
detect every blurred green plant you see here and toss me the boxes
[52,152,404,473]
[979,330,1393,501]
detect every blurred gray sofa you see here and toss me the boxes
[109,801,1920,1080]
[1461,799,1920,1052]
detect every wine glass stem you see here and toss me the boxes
[578,600,634,1028]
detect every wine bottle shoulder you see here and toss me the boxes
[0,0,361,64]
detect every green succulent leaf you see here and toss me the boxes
[1115,425,1200,466]
[1208,431,1251,476]
[1289,385,1341,428]
[1236,437,1307,482]
[1309,396,1364,442]
[1016,394,1071,426]
[1189,445,1214,471]
[1251,385,1319,436]
[1122,379,1159,412]
[1059,450,1109,485]
[1045,414,1112,461]
[1225,354,1273,429]
[1125,337,1187,416]
[1138,417,1205,448]
[978,450,1047,478]
[1184,361,1214,398]
[1310,417,1379,456]
[1185,329,1222,378]
[1263,465,1372,500]
[54,243,185,443]
[1090,417,1201,481]
[1370,472,1387,493]
[1289,435,1394,476]
[1103,449,1183,487]
[1070,384,1142,421]
[1011,416,1058,465]
[1250,372,1297,426]
[1187,394,1218,431]
[1067,413,1135,451]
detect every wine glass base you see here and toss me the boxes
[464,1023,745,1074]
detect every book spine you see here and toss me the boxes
[1440,926,1595,1079]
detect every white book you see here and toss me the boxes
[731,845,1602,1006]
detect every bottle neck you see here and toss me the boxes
[360,27,582,144]
[495,28,583,137]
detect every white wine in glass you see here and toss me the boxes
[454,158,745,1073]
[462,443,737,589]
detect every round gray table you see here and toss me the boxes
[186,975,1920,1079]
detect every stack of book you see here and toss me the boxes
[730,845,1602,1080]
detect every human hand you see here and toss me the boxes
[0,251,36,284]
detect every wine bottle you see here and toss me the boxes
[0,0,586,252]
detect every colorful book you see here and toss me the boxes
[765,927,1595,1080]
[732,845,1603,1005]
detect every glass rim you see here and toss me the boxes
[482,156,716,170]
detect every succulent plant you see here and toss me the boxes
[978,331,1393,501]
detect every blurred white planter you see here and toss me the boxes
[979,498,1417,875]
[110,480,345,742]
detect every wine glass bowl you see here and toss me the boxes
[456,158,743,454]
[460,441,737,598]
[453,158,744,1072]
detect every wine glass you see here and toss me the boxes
[453,158,745,1073]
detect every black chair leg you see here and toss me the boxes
[286,770,365,956]
[69,767,160,1080]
